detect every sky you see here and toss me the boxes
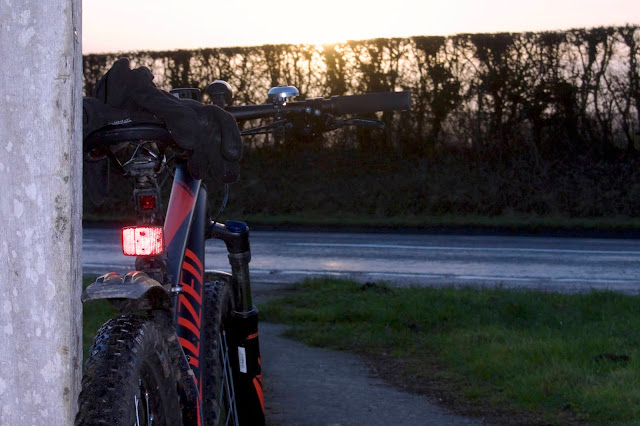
[82,0,640,54]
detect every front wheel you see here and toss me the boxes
[201,277,265,425]
[201,279,237,425]
[75,314,183,426]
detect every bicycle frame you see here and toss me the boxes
[164,162,208,423]
[83,157,264,425]
[163,161,265,425]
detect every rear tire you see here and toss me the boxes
[202,279,236,425]
[75,314,183,426]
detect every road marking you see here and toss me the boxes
[553,277,638,284]
[287,243,640,256]
[84,263,125,267]
[83,263,132,269]
[456,275,540,282]
[365,272,444,279]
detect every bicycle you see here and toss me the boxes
[76,67,411,426]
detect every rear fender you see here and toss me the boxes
[82,271,172,313]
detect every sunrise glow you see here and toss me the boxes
[83,0,640,54]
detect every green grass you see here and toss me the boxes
[259,278,640,425]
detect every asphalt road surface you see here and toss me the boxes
[84,227,640,293]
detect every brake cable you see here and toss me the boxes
[212,183,229,225]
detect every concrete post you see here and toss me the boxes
[0,0,82,424]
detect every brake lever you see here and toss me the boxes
[240,119,292,136]
[341,118,385,130]
[240,116,385,137]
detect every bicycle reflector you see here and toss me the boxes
[122,226,164,256]
[139,195,157,211]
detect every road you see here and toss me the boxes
[83,227,640,293]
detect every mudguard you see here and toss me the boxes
[82,271,172,313]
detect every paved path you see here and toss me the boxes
[254,284,489,426]
[260,322,487,426]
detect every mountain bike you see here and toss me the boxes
[76,78,411,425]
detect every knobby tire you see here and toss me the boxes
[75,314,183,426]
[202,279,236,426]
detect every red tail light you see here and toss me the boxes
[122,226,164,256]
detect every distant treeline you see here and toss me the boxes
[85,26,639,160]
[83,27,640,220]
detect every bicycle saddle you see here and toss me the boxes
[83,97,174,150]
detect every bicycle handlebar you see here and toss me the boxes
[226,91,411,121]
[330,91,411,115]
[84,90,411,149]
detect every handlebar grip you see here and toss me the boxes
[330,91,411,115]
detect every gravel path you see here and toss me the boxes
[254,283,490,426]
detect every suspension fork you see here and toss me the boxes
[209,221,266,425]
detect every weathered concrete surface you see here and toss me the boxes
[260,322,488,426]
[0,1,82,424]
[253,284,490,425]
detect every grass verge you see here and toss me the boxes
[259,278,640,425]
